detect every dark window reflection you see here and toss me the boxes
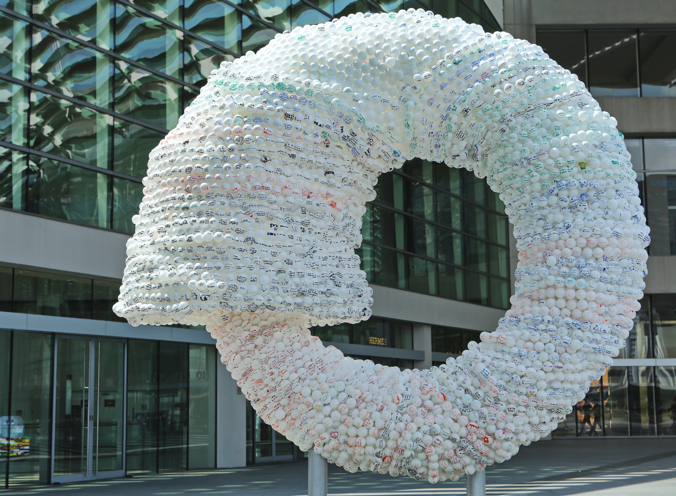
[639,30,676,97]
[183,35,234,86]
[0,266,12,312]
[241,15,277,54]
[241,0,290,31]
[628,366,655,436]
[645,173,676,255]
[655,366,676,435]
[92,279,124,321]
[651,294,676,358]
[112,177,143,233]
[13,269,92,318]
[431,326,481,356]
[113,119,164,178]
[184,0,240,53]
[588,30,639,97]
[311,317,413,350]
[618,296,649,359]
[537,31,587,86]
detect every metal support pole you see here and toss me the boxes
[466,469,486,496]
[308,450,328,496]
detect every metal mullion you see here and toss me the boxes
[0,73,169,135]
[297,0,334,20]
[362,240,510,281]
[0,140,143,183]
[220,0,283,34]
[371,200,510,251]
[116,0,239,59]
[0,6,199,91]
[635,28,642,97]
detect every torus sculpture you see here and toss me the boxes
[114,9,649,484]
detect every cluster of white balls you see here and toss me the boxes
[115,9,649,484]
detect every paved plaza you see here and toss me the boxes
[8,439,676,496]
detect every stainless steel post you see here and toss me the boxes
[308,450,328,496]
[466,469,486,496]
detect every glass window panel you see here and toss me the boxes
[605,367,630,436]
[487,212,508,245]
[618,296,649,359]
[375,172,404,210]
[438,264,463,301]
[26,156,110,228]
[113,119,163,178]
[373,245,406,290]
[33,0,112,49]
[112,177,143,234]
[183,35,233,86]
[431,326,480,356]
[32,29,112,108]
[291,0,331,28]
[241,15,277,54]
[92,279,124,321]
[655,366,676,435]
[639,30,676,97]
[628,366,655,436]
[434,166,461,195]
[0,14,29,80]
[536,31,587,86]
[127,339,158,475]
[303,0,333,15]
[184,0,240,54]
[8,332,53,486]
[462,171,485,204]
[466,237,487,272]
[489,276,508,309]
[182,86,199,109]
[356,243,374,283]
[241,0,290,31]
[407,182,435,221]
[571,378,604,437]
[158,342,188,472]
[458,2,481,25]
[465,273,488,306]
[0,329,9,485]
[553,405,577,437]
[115,4,180,79]
[114,61,179,130]
[128,0,180,22]
[588,30,639,98]
[436,192,462,230]
[463,203,486,238]
[407,256,436,296]
[13,269,92,318]
[403,159,434,184]
[437,229,462,265]
[188,344,216,469]
[652,294,676,359]
[313,323,350,343]
[645,173,676,256]
[0,145,27,211]
[488,245,508,277]
[625,138,644,172]
[0,267,11,312]
[644,139,676,171]
[0,80,28,147]
[361,202,373,241]
[30,91,111,170]
[410,219,435,258]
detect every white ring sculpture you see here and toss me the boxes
[114,9,649,483]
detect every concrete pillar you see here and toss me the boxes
[216,359,247,468]
[466,470,486,496]
[308,450,328,496]
[413,323,432,369]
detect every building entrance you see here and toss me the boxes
[52,338,125,483]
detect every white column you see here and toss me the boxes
[413,323,432,369]
[308,450,328,496]
[216,359,247,468]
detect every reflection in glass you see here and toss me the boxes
[0,81,28,147]
[54,338,90,476]
[188,344,216,469]
[32,0,112,49]
[9,332,53,486]
[605,368,630,436]
[431,326,481,356]
[291,0,331,27]
[241,0,290,31]
[644,138,676,171]
[0,267,11,312]
[0,14,29,80]
[127,340,158,475]
[32,29,112,108]
[114,61,179,130]
[93,341,124,473]
[489,277,508,309]
[183,35,233,86]
[655,366,676,435]
[645,173,676,256]
[639,30,676,97]
[115,5,180,79]
[0,330,8,487]
[13,270,92,319]
[112,177,143,234]
[465,273,488,306]
[628,366,654,436]
[184,0,240,54]
[313,323,350,343]
[620,298,649,359]
[588,30,639,97]
[651,294,676,358]
[407,256,436,296]
[113,119,164,178]
[93,280,124,321]
[158,342,188,472]
[30,92,111,170]
[536,31,587,86]
[26,156,110,228]
[0,146,27,212]
[334,0,369,18]
[625,139,644,171]
[438,264,463,301]
[128,0,180,21]
[241,15,277,54]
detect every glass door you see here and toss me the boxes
[52,338,125,483]
[250,406,294,463]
